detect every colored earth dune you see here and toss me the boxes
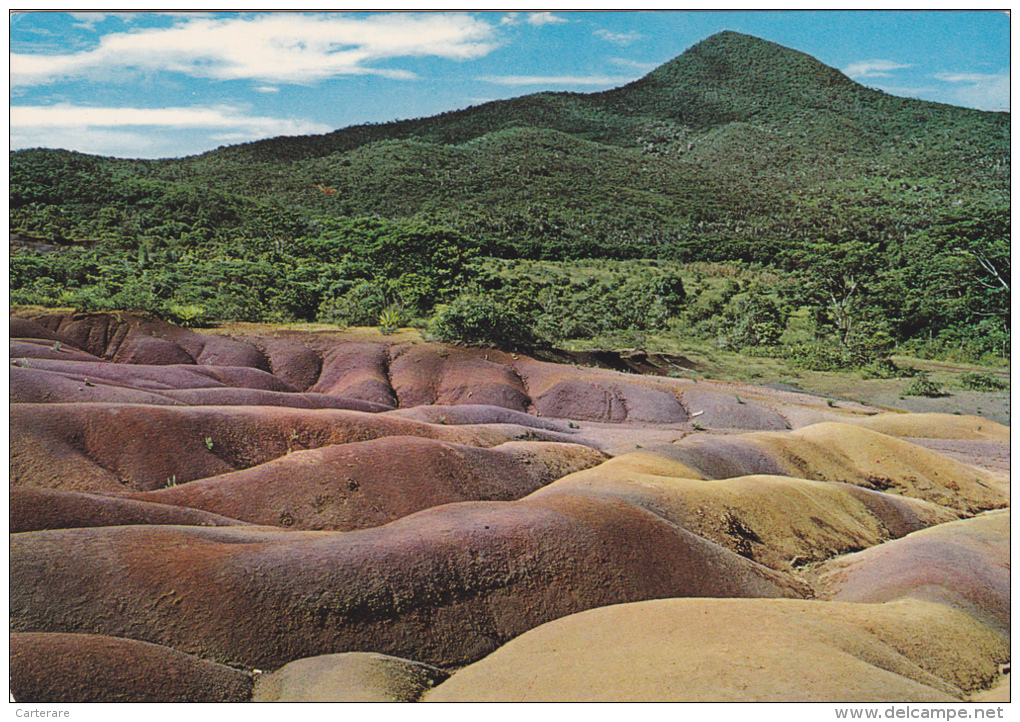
[9,312,1010,703]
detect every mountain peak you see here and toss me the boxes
[603,30,860,126]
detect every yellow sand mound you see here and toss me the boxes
[424,597,1008,703]
[252,652,447,702]
[531,472,959,571]
[850,413,1010,443]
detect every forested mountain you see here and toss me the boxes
[10,31,1010,362]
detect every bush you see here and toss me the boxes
[859,358,917,379]
[782,342,852,371]
[319,281,386,326]
[426,293,535,349]
[958,372,1007,392]
[902,372,947,398]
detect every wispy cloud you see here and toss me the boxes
[11,103,330,132]
[843,59,911,79]
[935,70,1010,111]
[10,103,336,158]
[500,12,568,27]
[11,13,499,87]
[69,12,139,29]
[594,29,642,47]
[479,74,632,87]
[526,12,567,26]
[608,57,659,74]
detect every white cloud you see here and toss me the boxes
[526,12,568,27]
[479,74,632,87]
[594,29,642,47]
[11,12,500,87]
[608,57,659,74]
[10,103,330,137]
[10,103,333,157]
[935,70,1010,111]
[843,60,911,79]
[499,12,567,27]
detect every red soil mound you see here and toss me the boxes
[389,344,531,411]
[19,311,271,369]
[309,342,396,406]
[10,402,589,492]
[11,487,248,533]
[10,493,802,669]
[129,436,607,531]
[10,633,252,703]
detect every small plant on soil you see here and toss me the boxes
[204,436,214,450]
[378,305,405,335]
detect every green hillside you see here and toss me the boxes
[10,31,1010,363]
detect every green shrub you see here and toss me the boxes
[859,358,917,379]
[426,293,535,349]
[319,281,386,326]
[958,372,1007,392]
[902,372,947,398]
[163,302,208,328]
[782,342,852,371]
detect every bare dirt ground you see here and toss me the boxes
[9,312,1010,703]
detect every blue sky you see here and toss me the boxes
[9,10,1011,159]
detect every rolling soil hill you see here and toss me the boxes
[8,310,1011,702]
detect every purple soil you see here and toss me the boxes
[11,487,248,533]
[10,339,102,362]
[515,357,688,423]
[10,633,252,703]
[10,494,804,669]
[648,435,789,479]
[9,402,576,492]
[127,436,607,530]
[389,344,531,411]
[815,512,1010,634]
[13,311,792,426]
[309,342,397,406]
[384,404,574,433]
[680,387,791,430]
[20,311,271,369]
[10,357,294,392]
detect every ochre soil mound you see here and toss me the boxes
[422,597,1007,702]
[628,421,1008,514]
[10,632,253,703]
[252,652,448,702]
[8,312,1010,702]
[533,471,960,572]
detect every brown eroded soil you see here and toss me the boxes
[9,311,1010,702]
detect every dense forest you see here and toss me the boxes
[10,31,1010,366]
